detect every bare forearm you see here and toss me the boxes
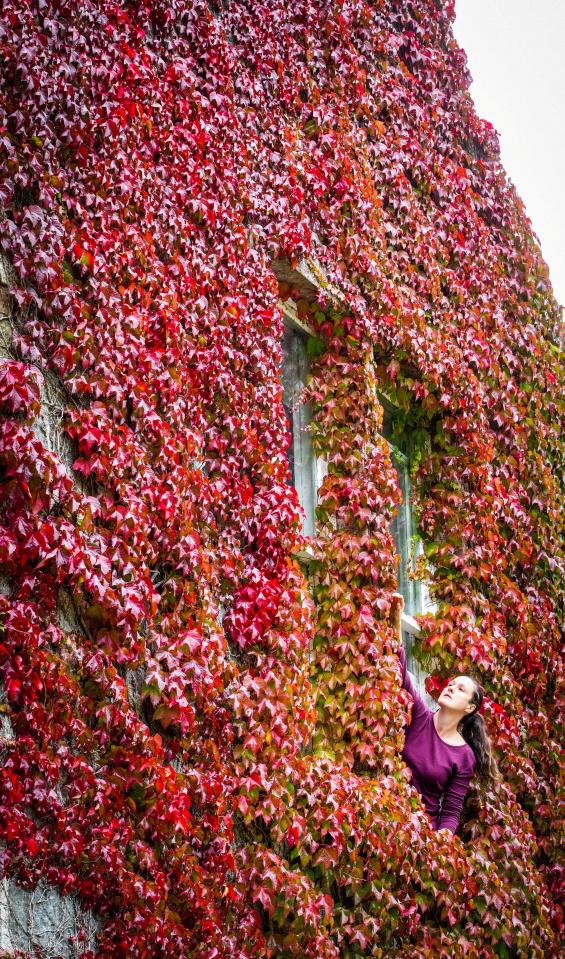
[390,592,403,643]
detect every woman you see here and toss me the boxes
[391,594,498,834]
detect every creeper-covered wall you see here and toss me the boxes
[0,2,562,957]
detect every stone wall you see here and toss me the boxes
[0,257,98,957]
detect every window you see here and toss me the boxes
[380,400,435,702]
[380,404,422,610]
[281,319,319,538]
[271,258,333,540]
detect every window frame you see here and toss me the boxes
[280,300,327,542]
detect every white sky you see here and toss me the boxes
[453,0,565,310]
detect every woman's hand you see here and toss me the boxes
[390,592,404,640]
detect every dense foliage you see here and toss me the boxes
[0,1,563,957]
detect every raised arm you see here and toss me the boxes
[397,639,429,721]
[391,593,428,721]
[437,762,475,833]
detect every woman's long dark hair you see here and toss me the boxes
[458,679,500,787]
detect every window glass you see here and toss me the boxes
[281,324,317,537]
[379,399,434,700]
[389,450,422,617]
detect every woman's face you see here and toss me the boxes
[438,675,477,714]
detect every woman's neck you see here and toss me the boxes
[434,707,464,740]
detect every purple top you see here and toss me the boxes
[398,644,475,833]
